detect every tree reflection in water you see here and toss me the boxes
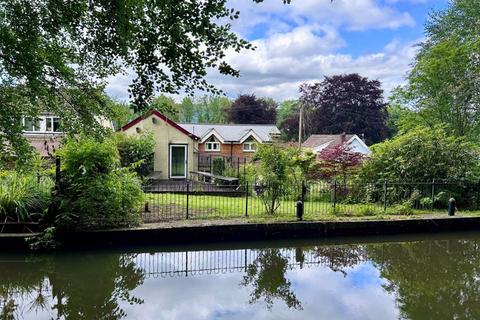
[241,248,303,310]
[368,239,480,320]
[0,253,145,319]
[2,236,480,319]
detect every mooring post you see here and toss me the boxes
[448,198,456,216]
[296,201,304,221]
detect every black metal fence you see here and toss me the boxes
[141,179,480,222]
[133,246,371,278]
[197,155,247,178]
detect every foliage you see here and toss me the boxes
[310,145,364,182]
[150,95,181,121]
[178,95,231,123]
[56,136,144,230]
[0,171,53,222]
[227,94,277,124]
[253,144,293,215]
[395,0,480,140]
[0,0,265,160]
[27,227,61,251]
[212,157,226,176]
[115,132,155,178]
[360,126,480,182]
[300,73,391,144]
[253,144,315,215]
[277,100,300,142]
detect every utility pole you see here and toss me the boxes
[298,103,303,148]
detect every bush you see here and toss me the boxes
[0,171,53,222]
[56,136,144,230]
[361,126,480,182]
[212,157,226,176]
[115,132,155,177]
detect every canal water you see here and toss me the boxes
[1,232,479,319]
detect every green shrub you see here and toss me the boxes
[0,171,53,222]
[56,136,144,230]
[115,132,155,177]
[212,157,226,176]
[361,126,480,182]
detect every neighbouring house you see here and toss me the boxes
[302,133,371,156]
[22,113,114,157]
[119,109,280,179]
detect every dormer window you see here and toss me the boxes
[243,140,257,152]
[205,136,220,151]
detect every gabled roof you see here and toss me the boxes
[302,134,356,149]
[119,109,200,140]
[303,134,371,155]
[178,123,280,143]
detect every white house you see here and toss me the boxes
[302,133,371,156]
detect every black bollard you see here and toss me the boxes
[448,198,456,216]
[296,201,304,221]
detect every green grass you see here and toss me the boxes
[144,193,480,223]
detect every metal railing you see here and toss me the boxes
[141,179,480,222]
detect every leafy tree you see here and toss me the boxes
[150,95,180,121]
[396,0,480,139]
[300,74,390,144]
[277,100,300,141]
[227,94,277,124]
[0,0,272,161]
[55,136,144,229]
[310,145,364,182]
[178,95,231,123]
[360,126,480,182]
[115,132,155,178]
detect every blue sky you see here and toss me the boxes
[106,0,450,102]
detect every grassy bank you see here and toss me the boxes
[144,193,480,223]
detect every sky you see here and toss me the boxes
[105,0,449,103]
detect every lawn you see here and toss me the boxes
[143,193,480,223]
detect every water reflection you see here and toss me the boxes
[1,234,480,319]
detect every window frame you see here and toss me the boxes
[243,141,257,152]
[205,141,221,152]
[23,116,63,133]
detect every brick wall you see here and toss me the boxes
[198,142,255,159]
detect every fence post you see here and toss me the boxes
[186,181,189,219]
[383,179,388,212]
[333,180,337,213]
[245,183,249,217]
[431,178,435,211]
[301,180,306,203]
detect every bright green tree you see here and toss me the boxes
[360,126,480,182]
[0,0,274,162]
[397,0,480,139]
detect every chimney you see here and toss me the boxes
[341,132,346,143]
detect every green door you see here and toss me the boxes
[170,145,187,178]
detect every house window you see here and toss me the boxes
[23,116,63,133]
[206,142,220,151]
[23,117,41,132]
[243,142,257,152]
[46,117,62,132]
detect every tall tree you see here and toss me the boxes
[300,74,390,145]
[227,94,277,124]
[0,0,277,162]
[398,0,480,139]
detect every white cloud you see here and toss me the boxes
[105,0,421,102]
[203,29,420,100]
